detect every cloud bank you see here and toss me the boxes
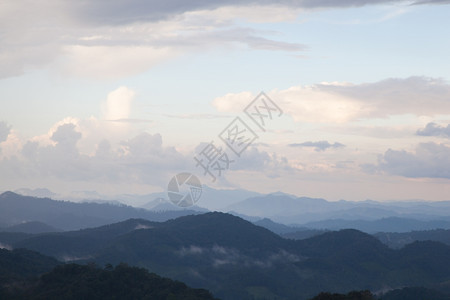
[366,142,450,179]
[289,141,345,151]
[417,122,450,138]
[213,77,450,123]
[2,0,449,79]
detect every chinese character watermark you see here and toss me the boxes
[168,91,283,207]
[244,92,283,131]
[194,141,234,182]
[218,117,258,157]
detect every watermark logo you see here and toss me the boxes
[167,173,202,207]
[218,117,258,157]
[244,92,283,132]
[167,91,283,207]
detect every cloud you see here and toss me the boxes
[232,147,290,172]
[165,113,232,119]
[325,125,415,139]
[316,77,450,118]
[367,142,450,179]
[0,122,11,143]
[289,141,345,151]
[105,118,153,124]
[3,0,447,79]
[0,121,190,188]
[213,77,450,123]
[417,122,450,138]
[51,123,82,147]
[0,2,306,79]
[61,0,450,26]
[61,46,178,79]
[413,0,450,5]
[212,92,254,112]
[102,86,136,120]
[192,142,291,181]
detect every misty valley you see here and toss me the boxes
[1,191,450,299]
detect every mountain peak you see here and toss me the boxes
[0,191,20,198]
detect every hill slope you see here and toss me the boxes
[4,213,450,300]
[0,248,218,300]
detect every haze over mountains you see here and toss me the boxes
[1,190,450,299]
[0,192,201,231]
[3,189,450,234]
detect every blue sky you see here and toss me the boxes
[1,0,450,203]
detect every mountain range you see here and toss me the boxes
[4,190,450,237]
[2,212,450,299]
[225,194,450,224]
[0,191,201,231]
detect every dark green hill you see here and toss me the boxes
[381,287,450,300]
[297,229,390,258]
[375,229,450,249]
[0,248,218,299]
[4,213,450,300]
[2,221,61,234]
[309,290,375,300]
[253,218,298,234]
[0,248,59,282]
[19,263,218,300]
[162,212,291,251]
[12,218,159,260]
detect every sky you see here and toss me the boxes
[1,0,450,203]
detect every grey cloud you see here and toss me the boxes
[51,123,82,146]
[317,76,450,118]
[95,140,113,158]
[105,118,153,124]
[239,33,306,52]
[367,142,450,179]
[71,0,446,25]
[413,0,450,4]
[5,0,446,79]
[21,141,39,161]
[0,122,11,143]
[165,113,232,119]
[157,27,306,52]
[193,143,290,178]
[3,125,190,186]
[230,146,291,174]
[0,2,306,79]
[417,122,450,138]
[289,141,345,151]
[1,1,448,79]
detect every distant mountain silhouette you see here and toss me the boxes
[142,197,209,213]
[1,221,61,234]
[225,194,450,228]
[301,217,450,233]
[140,185,262,211]
[375,229,450,248]
[3,212,450,299]
[253,217,301,234]
[253,217,327,238]
[0,191,201,231]
[282,228,328,240]
[6,219,159,260]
